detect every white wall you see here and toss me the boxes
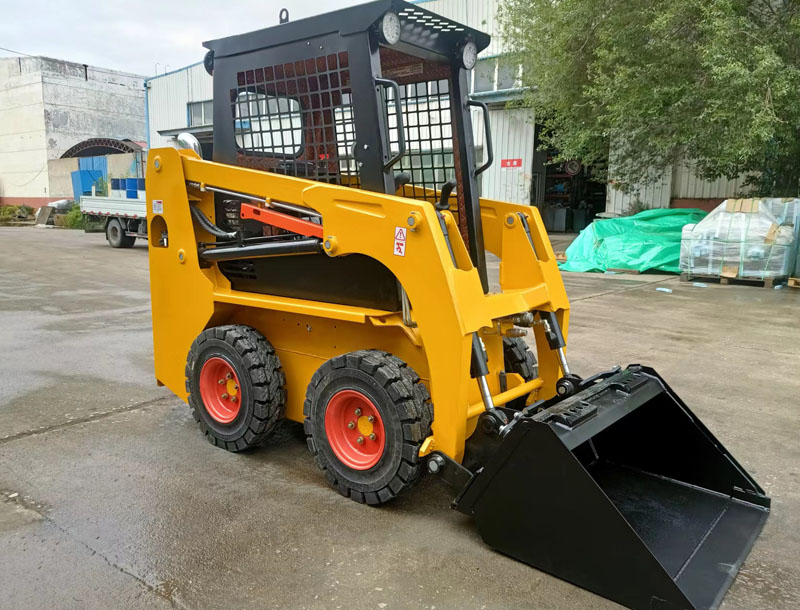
[0,58,48,199]
[41,58,145,159]
[671,161,750,199]
[146,62,213,148]
[46,152,144,199]
[606,169,673,215]
[108,152,144,179]
[473,106,535,204]
[0,56,145,203]
[46,157,78,198]
[606,162,751,214]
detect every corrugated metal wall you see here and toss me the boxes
[671,162,748,199]
[146,63,212,148]
[414,0,502,56]
[606,163,750,214]
[606,169,672,215]
[473,106,535,204]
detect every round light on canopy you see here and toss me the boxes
[379,12,401,45]
[461,41,478,70]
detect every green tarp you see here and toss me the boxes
[559,208,707,274]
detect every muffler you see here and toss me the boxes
[434,366,769,610]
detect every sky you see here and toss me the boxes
[0,0,365,76]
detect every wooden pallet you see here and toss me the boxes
[788,277,800,289]
[680,273,788,289]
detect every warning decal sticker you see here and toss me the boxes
[393,226,407,257]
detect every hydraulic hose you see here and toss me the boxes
[189,204,237,240]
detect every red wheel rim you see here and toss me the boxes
[199,357,242,424]
[324,390,386,470]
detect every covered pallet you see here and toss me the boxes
[560,208,707,273]
[680,198,799,282]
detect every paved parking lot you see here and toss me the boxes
[1,227,799,610]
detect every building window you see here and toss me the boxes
[188,100,213,126]
[473,59,496,93]
[497,62,517,90]
[471,57,519,93]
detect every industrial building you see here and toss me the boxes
[144,0,743,226]
[0,56,146,207]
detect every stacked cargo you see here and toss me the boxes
[680,198,800,286]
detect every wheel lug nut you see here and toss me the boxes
[230,395,237,402]
[356,436,364,444]
[221,393,229,399]
[218,379,224,385]
[369,433,376,441]
[347,421,355,429]
[354,408,362,416]
[367,415,374,423]
[233,384,239,391]
[226,373,233,380]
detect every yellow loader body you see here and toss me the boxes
[147,147,568,461]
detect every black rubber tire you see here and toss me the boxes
[304,350,433,505]
[106,218,136,248]
[185,325,286,451]
[503,336,538,410]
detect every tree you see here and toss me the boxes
[498,0,800,196]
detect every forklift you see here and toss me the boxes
[145,2,770,608]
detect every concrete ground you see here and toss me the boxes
[1,226,798,610]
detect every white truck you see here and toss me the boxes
[80,195,147,248]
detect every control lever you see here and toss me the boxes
[436,179,457,211]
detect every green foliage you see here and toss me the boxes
[498,0,800,196]
[94,176,108,196]
[623,198,649,216]
[17,205,33,218]
[64,203,86,229]
[0,205,19,223]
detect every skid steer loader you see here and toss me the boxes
[146,2,769,608]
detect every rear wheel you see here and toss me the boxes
[503,336,538,410]
[186,325,286,451]
[106,218,136,248]
[304,350,432,505]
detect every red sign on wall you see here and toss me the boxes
[500,158,523,168]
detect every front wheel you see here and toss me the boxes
[304,350,432,505]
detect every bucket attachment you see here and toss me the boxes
[453,366,769,610]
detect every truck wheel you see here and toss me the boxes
[185,325,286,451]
[304,350,432,505]
[106,218,136,248]
[503,336,538,410]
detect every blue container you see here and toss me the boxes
[111,178,120,190]
[137,178,145,190]
[126,178,138,190]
